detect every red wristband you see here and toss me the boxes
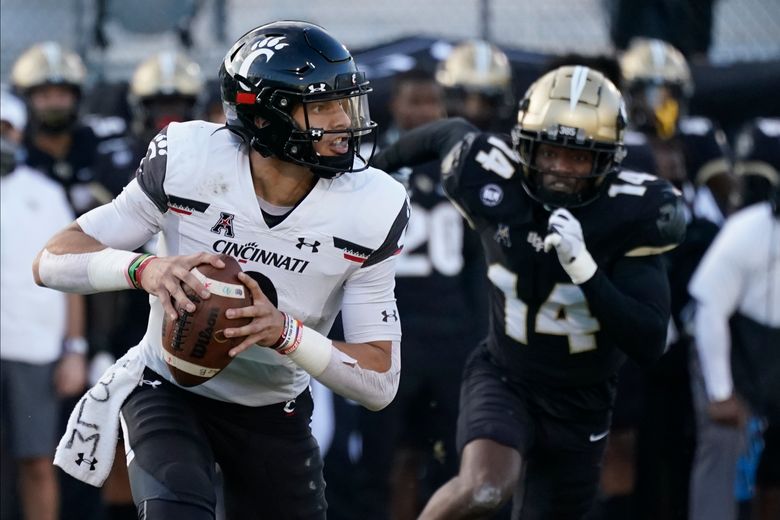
[134,255,157,289]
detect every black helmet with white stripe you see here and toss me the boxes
[218,20,376,177]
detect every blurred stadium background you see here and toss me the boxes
[2,0,779,135]
[2,0,779,79]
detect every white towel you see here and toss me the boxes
[54,346,145,487]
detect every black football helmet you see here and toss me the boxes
[512,66,627,209]
[219,21,376,178]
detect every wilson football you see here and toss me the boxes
[161,254,252,386]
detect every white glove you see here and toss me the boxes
[544,208,597,284]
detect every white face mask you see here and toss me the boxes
[0,137,19,176]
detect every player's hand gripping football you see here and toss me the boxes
[139,252,225,321]
[544,208,597,284]
[223,272,286,357]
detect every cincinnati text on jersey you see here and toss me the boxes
[212,240,310,273]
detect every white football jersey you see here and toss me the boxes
[78,121,409,406]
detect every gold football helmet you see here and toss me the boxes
[436,40,513,130]
[619,38,692,139]
[513,65,627,208]
[436,40,512,94]
[129,50,203,100]
[129,51,203,136]
[10,41,87,93]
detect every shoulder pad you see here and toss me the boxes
[617,174,687,256]
[679,116,714,136]
[679,118,730,185]
[83,115,128,140]
[442,132,520,189]
[135,127,169,213]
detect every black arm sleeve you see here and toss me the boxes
[371,118,478,172]
[580,254,671,366]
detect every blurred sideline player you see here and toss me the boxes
[374,65,685,518]
[619,37,735,520]
[689,123,780,520]
[436,39,514,132]
[10,41,126,520]
[1,89,86,520]
[33,21,408,519]
[688,118,780,520]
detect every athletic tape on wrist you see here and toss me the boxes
[39,248,140,293]
[566,250,598,284]
[286,326,333,377]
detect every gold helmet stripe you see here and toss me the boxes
[569,66,590,112]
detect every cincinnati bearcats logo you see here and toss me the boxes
[381,310,398,323]
[210,212,236,238]
[236,36,290,91]
[296,237,321,253]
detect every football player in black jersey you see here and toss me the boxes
[373,65,686,519]
[337,68,487,520]
[619,38,735,520]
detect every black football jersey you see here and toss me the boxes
[390,159,487,343]
[443,132,685,386]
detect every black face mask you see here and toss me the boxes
[31,107,79,134]
[0,137,19,176]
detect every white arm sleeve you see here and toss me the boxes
[76,179,164,250]
[309,257,402,411]
[689,222,746,401]
[340,256,403,343]
[37,180,166,294]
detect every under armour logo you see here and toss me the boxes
[494,224,512,248]
[310,128,324,139]
[296,238,320,253]
[75,453,98,471]
[381,310,398,323]
[307,83,328,93]
[141,379,162,389]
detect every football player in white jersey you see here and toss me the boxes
[33,21,409,519]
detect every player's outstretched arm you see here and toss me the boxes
[372,117,477,172]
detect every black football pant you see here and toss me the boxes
[121,368,326,519]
